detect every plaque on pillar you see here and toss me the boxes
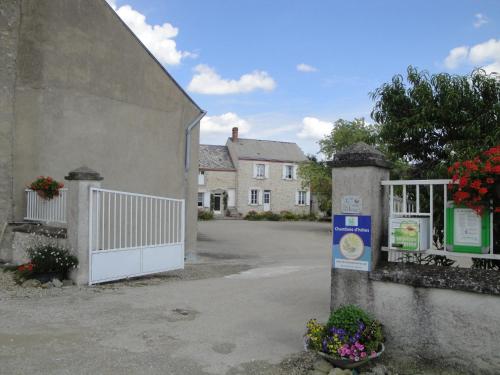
[333,215,372,271]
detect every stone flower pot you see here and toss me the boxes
[310,344,385,370]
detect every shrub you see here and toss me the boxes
[280,211,298,221]
[198,210,214,220]
[244,210,261,220]
[262,211,281,221]
[327,305,373,335]
[23,244,78,279]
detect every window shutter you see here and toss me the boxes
[248,190,252,205]
[295,191,299,205]
[282,165,287,179]
[306,191,311,206]
[293,165,298,180]
[203,192,210,208]
[253,163,257,178]
[258,189,263,205]
[265,164,269,179]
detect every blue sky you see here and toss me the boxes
[108,0,500,155]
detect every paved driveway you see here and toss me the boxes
[0,221,332,374]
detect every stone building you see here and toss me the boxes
[0,0,204,250]
[198,128,310,216]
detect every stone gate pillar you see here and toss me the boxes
[65,167,103,285]
[330,143,391,310]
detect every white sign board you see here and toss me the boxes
[453,208,482,246]
[341,195,362,214]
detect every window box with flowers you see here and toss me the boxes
[448,145,500,215]
[29,176,64,200]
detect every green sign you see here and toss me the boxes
[446,203,490,254]
[392,221,420,250]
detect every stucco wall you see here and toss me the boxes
[0,0,20,224]
[0,0,201,249]
[236,160,309,215]
[331,269,500,374]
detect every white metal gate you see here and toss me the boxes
[89,188,185,285]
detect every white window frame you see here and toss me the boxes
[283,164,295,180]
[256,164,265,179]
[250,189,259,205]
[297,190,307,206]
[197,192,204,207]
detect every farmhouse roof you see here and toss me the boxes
[199,145,235,170]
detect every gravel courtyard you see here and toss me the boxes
[0,221,332,375]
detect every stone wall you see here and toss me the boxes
[331,265,500,374]
[200,170,236,193]
[0,0,202,250]
[236,160,309,215]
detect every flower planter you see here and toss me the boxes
[316,343,384,370]
[34,272,64,283]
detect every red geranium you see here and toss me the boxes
[28,176,64,200]
[448,145,500,215]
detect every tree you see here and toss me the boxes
[298,155,332,215]
[318,118,380,160]
[370,66,500,178]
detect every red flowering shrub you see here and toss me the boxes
[29,176,64,200]
[448,146,500,215]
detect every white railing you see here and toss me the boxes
[25,188,68,224]
[89,188,185,252]
[382,179,497,260]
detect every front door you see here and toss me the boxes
[213,194,222,214]
[263,190,271,211]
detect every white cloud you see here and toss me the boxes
[187,65,276,95]
[201,113,251,136]
[297,117,333,140]
[473,13,488,28]
[443,39,500,74]
[444,46,469,69]
[106,1,192,65]
[297,63,318,73]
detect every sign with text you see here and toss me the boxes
[333,215,372,271]
[341,195,362,214]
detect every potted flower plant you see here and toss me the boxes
[448,145,500,215]
[304,305,385,369]
[29,176,64,200]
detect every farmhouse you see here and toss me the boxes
[198,128,310,216]
[0,0,204,251]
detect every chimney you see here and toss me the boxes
[232,127,239,142]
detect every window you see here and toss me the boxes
[285,165,294,180]
[256,164,265,178]
[198,171,205,185]
[297,191,306,205]
[197,192,204,207]
[250,189,258,205]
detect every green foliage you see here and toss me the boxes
[198,210,214,220]
[371,67,500,178]
[319,118,380,159]
[471,258,500,271]
[26,244,78,277]
[298,156,332,215]
[244,210,317,221]
[327,305,373,336]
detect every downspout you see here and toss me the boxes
[183,110,206,251]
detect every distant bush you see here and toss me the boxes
[245,210,318,222]
[198,210,214,220]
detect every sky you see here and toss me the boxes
[107,0,500,156]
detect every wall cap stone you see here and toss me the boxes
[330,142,392,169]
[65,166,103,181]
[370,263,500,296]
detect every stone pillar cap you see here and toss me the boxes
[65,166,103,181]
[330,142,392,169]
